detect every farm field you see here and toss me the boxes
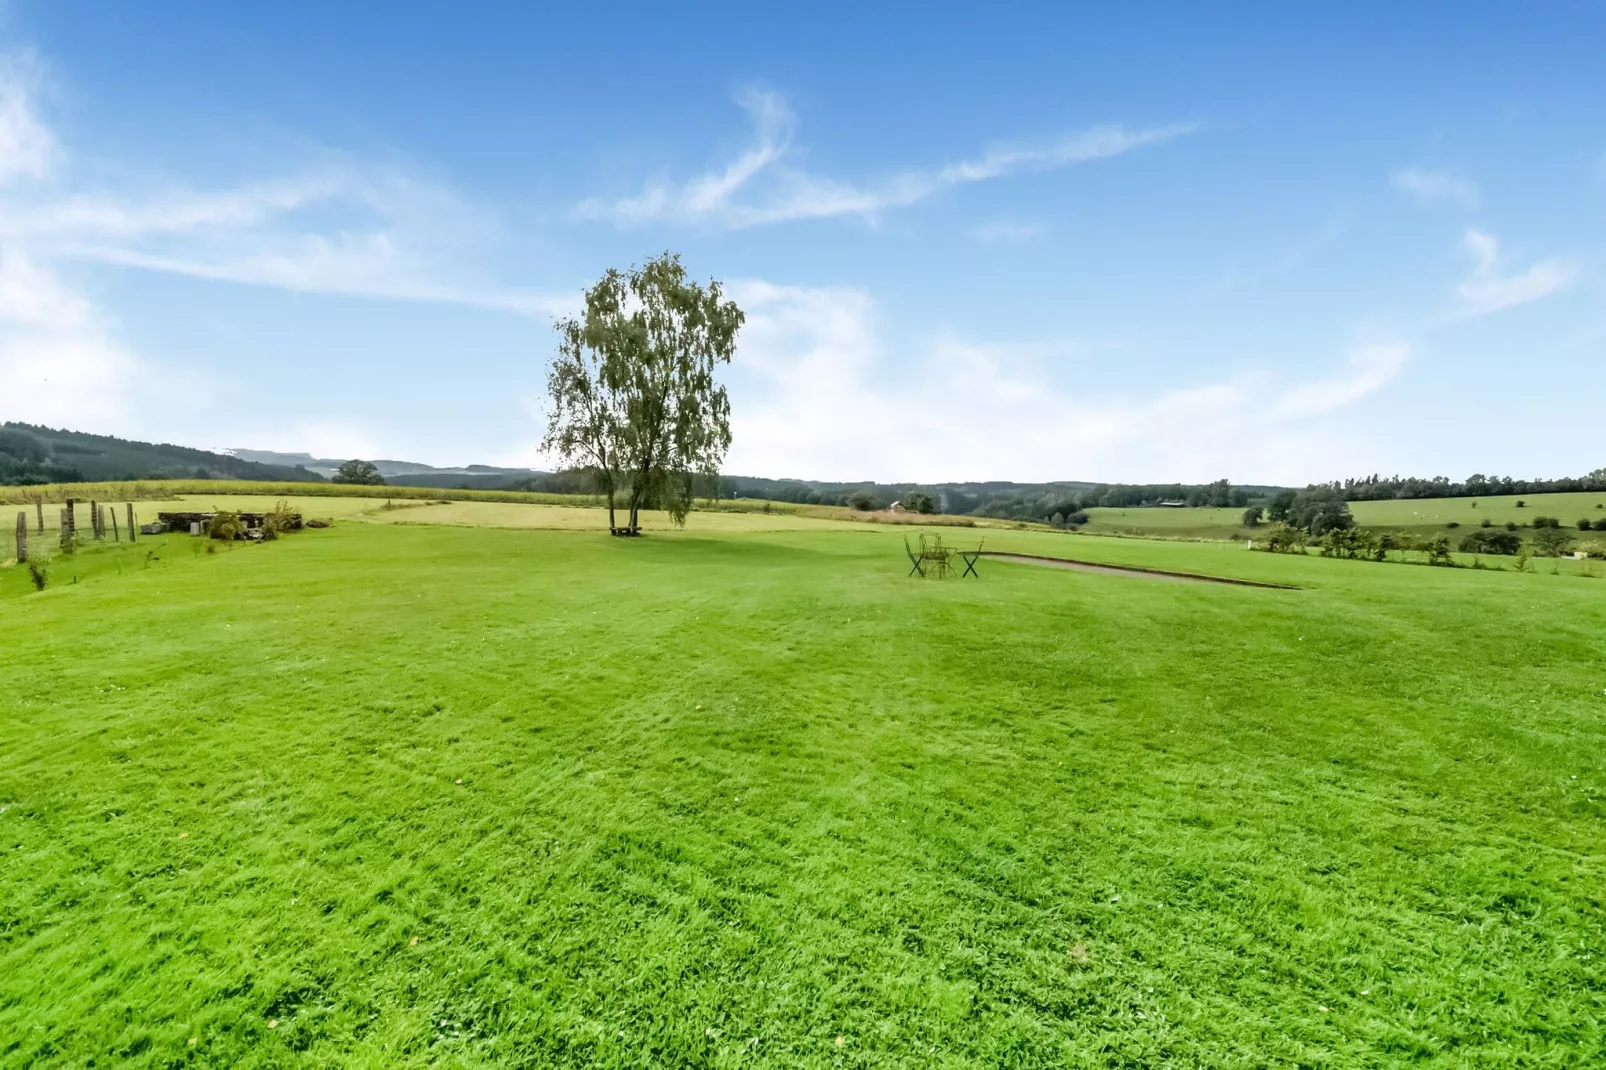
[1350,492,1606,531]
[2,506,1603,1067]
[1082,491,1606,546]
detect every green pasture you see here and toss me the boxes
[1082,491,1606,547]
[1351,492,1606,532]
[2,501,1603,1067]
[1081,506,1253,540]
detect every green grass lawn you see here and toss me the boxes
[3,519,1604,1067]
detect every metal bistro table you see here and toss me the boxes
[904,533,984,578]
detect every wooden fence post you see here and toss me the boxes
[93,500,104,540]
[35,500,43,534]
[109,507,121,542]
[14,512,24,564]
[128,503,137,544]
[64,498,76,541]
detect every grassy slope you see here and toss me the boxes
[2,521,1603,1067]
[1083,492,1606,544]
[1351,492,1606,530]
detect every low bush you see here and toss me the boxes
[1261,523,1307,554]
[1532,527,1575,557]
[260,499,299,541]
[1578,519,1593,531]
[207,511,244,541]
[1459,529,1521,555]
[1425,536,1455,567]
[27,561,47,591]
[1320,528,1384,561]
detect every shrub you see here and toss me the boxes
[1261,523,1307,554]
[260,499,299,541]
[1579,519,1593,531]
[1459,529,1520,555]
[1480,518,1492,528]
[1532,527,1575,557]
[1241,505,1263,527]
[1446,521,1460,529]
[1532,516,1560,529]
[903,491,935,514]
[207,511,244,541]
[1319,528,1384,561]
[847,491,875,512]
[1516,500,1526,508]
[27,561,47,591]
[1067,510,1089,526]
[1425,536,1454,567]
[1505,521,1518,532]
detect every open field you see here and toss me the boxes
[3,501,1604,1067]
[1083,491,1606,546]
[1080,506,1254,540]
[1351,492,1606,532]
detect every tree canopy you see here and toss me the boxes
[333,460,386,485]
[1288,487,1353,536]
[542,253,743,533]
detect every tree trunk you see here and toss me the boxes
[627,469,646,533]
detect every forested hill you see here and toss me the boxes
[0,424,325,485]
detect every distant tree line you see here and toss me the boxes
[0,423,325,485]
[713,475,1284,527]
[1321,470,1606,501]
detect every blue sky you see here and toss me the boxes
[0,2,1601,483]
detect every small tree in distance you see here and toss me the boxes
[1241,505,1263,527]
[334,460,386,485]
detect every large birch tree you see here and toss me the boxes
[541,254,743,534]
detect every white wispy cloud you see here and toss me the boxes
[0,56,565,320]
[578,90,1196,229]
[1270,343,1409,418]
[0,45,574,445]
[0,55,55,183]
[1455,228,1573,317]
[0,247,146,428]
[711,281,1406,483]
[1391,166,1480,207]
